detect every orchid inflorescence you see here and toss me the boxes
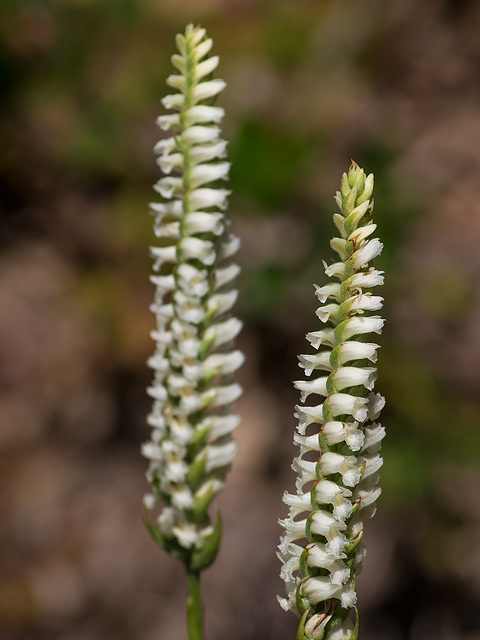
[277,162,385,640]
[142,24,243,580]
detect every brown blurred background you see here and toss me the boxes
[2,0,480,638]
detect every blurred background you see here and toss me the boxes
[2,0,480,638]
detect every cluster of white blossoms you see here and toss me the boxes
[278,162,385,639]
[142,25,243,569]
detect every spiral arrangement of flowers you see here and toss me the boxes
[277,162,385,640]
[142,24,243,575]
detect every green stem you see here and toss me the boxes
[186,568,204,640]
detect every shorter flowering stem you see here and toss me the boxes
[186,569,204,640]
[277,161,385,640]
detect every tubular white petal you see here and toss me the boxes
[298,351,332,375]
[184,105,225,126]
[204,382,242,408]
[176,263,209,297]
[219,234,241,259]
[149,302,174,321]
[363,423,386,450]
[171,54,186,73]
[143,493,157,510]
[294,376,328,400]
[175,33,186,55]
[146,412,165,431]
[330,366,377,391]
[192,79,226,102]
[339,589,357,610]
[314,282,341,303]
[173,521,199,549]
[279,516,308,541]
[192,37,213,61]
[324,261,345,279]
[194,55,219,80]
[154,136,177,155]
[188,140,228,164]
[347,294,384,314]
[157,113,180,130]
[294,404,325,431]
[161,93,184,110]
[367,393,386,420]
[214,263,241,290]
[172,291,205,324]
[282,491,311,511]
[169,415,194,444]
[198,414,241,440]
[147,353,169,373]
[149,199,183,218]
[178,237,216,265]
[150,273,175,293]
[346,269,384,291]
[350,238,383,269]
[339,316,384,340]
[348,222,377,245]
[334,341,379,365]
[171,485,194,509]
[277,596,293,612]
[146,382,168,401]
[306,328,335,349]
[324,393,368,421]
[354,485,382,508]
[207,289,238,318]
[165,73,186,91]
[330,563,351,586]
[163,464,189,485]
[195,477,224,501]
[179,391,203,414]
[316,303,339,323]
[358,451,383,479]
[158,507,176,536]
[292,457,317,484]
[181,125,220,145]
[188,187,231,211]
[204,440,237,471]
[204,350,245,376]
[293,432,321,451]
[320,452,361,487]
[204,317,243,347]
[189,162,230,189]
[154,176,183,198]
[156,152,183,174]
[190,27,207,47]
[302,576,342,605]
[186,211,225,236]
[314,480,345,505]
[306,543,345,568]
[154,220,179,239]
[280,555,300,583]
[310,510,346,537]
[322,421,348,445]
[182,359,205,382]
[330,237,348,260]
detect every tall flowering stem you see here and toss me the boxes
[142,25,243,640]
[278,162,385,640]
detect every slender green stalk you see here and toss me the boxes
[186,569,204,640]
